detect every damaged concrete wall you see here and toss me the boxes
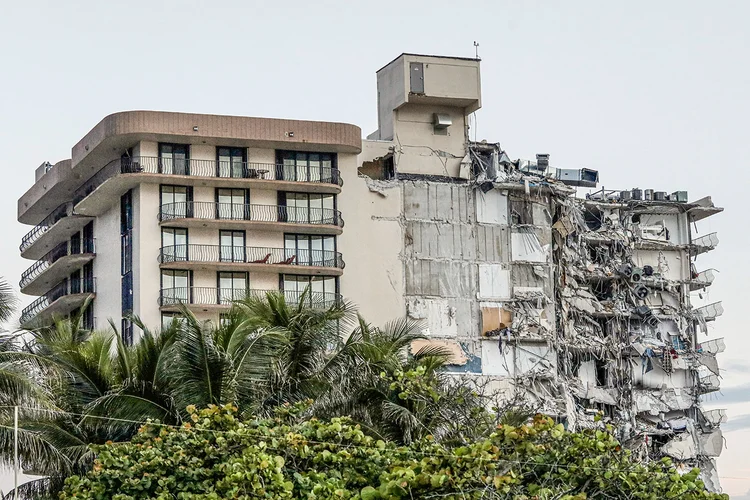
[339,141,405,322]
[347,134,725,493]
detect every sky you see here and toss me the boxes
[0,0,748,496]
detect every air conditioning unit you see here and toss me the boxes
[555,168,599,187]
[433,113,452,130]
[639,221,668,242]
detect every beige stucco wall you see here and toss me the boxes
[138,141,158,158]
[133,183,163,330]
[393,103,467,177]
[338,148,405,323]
[92,201,122,330]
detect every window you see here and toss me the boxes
[285,234,336,267]
[282,193,335,224]
[159,143,189,175]
[220,230,245,262]
[162,228,188,262]
[70,269,81,294]
[161,269,191,303]
[161,185,192,219]
[217,147,246,178]
[278,151,336,183]
[216,188,248,220]
[121,190,133,344]
[219,313,232,327]
[218,272,248,304]
[161,313,185,330]
[83,221,94,253]
[282,275,338,306]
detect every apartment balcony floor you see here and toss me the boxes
[159,245,344,277]
[73,157,342,218]
[158,202,344,235]
[158,287,341,313]
[20,291,95,328]
[20,214,94,260]
[20,253,95,295]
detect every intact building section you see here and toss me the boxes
[18,111,361,335]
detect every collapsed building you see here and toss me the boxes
[342,53,725,491]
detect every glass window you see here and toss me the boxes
[161,185,190,219]
[218,272,248,304]
[161,313,185,330]
[278,151,335,183]
[217,188,247,220]
[159,144,189,175]
[281,275,337,306]
[161,269,190,304]
[283,193,335,224]
[220,230,245,262]
[285,234,336,267]
[162,228,188,262]
[217,147,246,178]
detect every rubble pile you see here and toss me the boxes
[470,144,725,491]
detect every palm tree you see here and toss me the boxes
[0,307,182,498]
[0,289,500,498]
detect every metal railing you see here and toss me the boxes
[71,156,343,209]
[691,232,719,250]
[695,301,724,321]
[20,276,96,325]
[158,287,341,309]
[158,202,344,227]
[19,203,72,253]
[122,156,342,186]
[19,238,95,289]
[158,244,344,269]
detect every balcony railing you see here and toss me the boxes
[158,244,344,269]
[20,276,96,326]
[71,155,343,208]
[19,203,71,253]
[695,301,724,321]
[158,202,344,227]
[20,238,95,289]
[122,156,342,186]
[158,287,341,309]
[691,232,719,253]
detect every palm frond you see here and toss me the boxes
[0,278,18,324]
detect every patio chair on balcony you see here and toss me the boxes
[275,255,297,265]
[250,253,271,264]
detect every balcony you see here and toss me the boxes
[158,202,344,235]
[158,287,341,312]
[158,245,344,276]
[20,238,95,295]
[689,269,716,291]
[691,232,719,255]
[695,301,724,322]
[73,156,343,217]
[19,203,94,259]
[20,277,96,327]
[697,338,726,355]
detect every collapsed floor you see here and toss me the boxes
[360,142,726,492]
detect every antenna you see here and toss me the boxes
[473,41,481,60]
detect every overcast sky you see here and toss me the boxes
[0,0,747,496]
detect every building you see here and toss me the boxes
[17,53,725,489]
[18,113,361,340]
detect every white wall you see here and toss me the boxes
[134,183,162,330]
[92,201,121,330]
[338,149,404,321]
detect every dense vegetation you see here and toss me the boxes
[0,291,491,498]
[0,284,728,499]
[60,404,725,499]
